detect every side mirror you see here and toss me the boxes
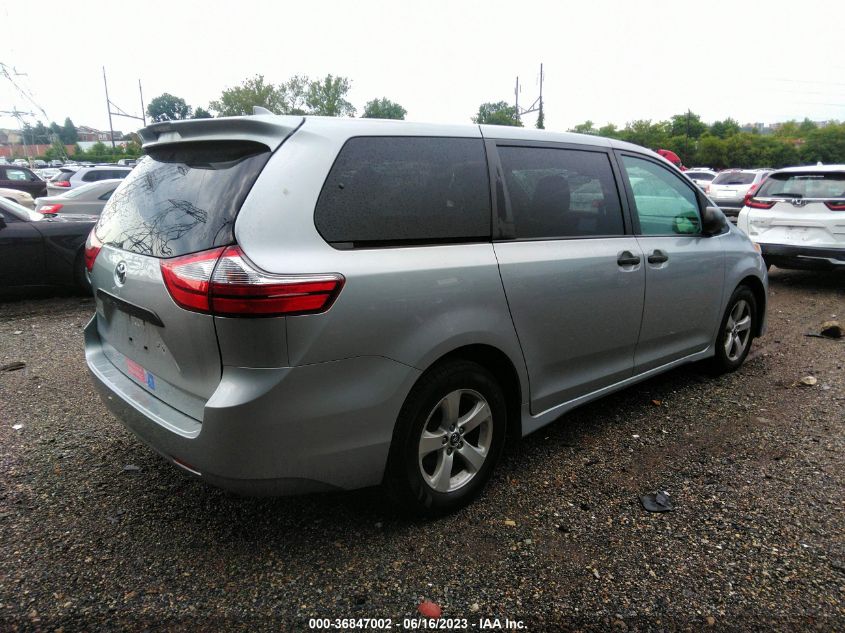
[701,205,728,236]
[0,214,6,228]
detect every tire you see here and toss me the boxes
[709,286,757,374]
[74,250,92,294]
[385,360,507,517]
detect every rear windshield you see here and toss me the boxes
[687,172,715,181]
[757,172,845,199]
[94,141,270,258]
[712,172,756,185]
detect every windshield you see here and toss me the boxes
[687,172,715,181]
[757,172,845,199]
[712,172,756,185]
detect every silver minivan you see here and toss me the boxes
[84,115,767,515]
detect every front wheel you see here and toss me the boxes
[385,360,507,516]
[709,286,757,374]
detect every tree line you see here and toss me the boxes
[146,74,407,122]
[13,73,844,169]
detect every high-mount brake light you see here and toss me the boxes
[160,246,344,317]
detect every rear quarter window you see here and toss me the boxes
[314,137,491,247]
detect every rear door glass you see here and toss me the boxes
[94,141,270,257]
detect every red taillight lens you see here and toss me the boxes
[159,247,225,313]
[160,246,344,317]
[824,201,845,211]
[84,230,102,272]
[38,203,63,214]
[53,180,71,187]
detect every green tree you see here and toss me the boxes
[61,118,78,144]
[696,135,728,169]
[773,120,800,139]
[362,97,407,120]
[472,101,522,126]
[597,123,620,138]
[569,120,597,135]
[799,118,818,135]
[279,75,311,114]
[801,123,845,164]
[192,107,212,119]
[664,135,697,165]
[306,75,356,117]
[210,75,284,117]
[147,93,192,122]
[669,111,707,139]
[535,104,545,130]
[709,118,740,139]
[620,119,669,149]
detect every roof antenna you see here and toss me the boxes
[253,106,274,115]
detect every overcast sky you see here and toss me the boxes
[1,0,843,135]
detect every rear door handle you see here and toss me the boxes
[647,250,669,264]
[617,251,641,267]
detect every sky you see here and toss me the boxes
[1,0,844,135]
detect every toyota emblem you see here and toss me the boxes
[115,261,127,285]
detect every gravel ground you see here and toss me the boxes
[1,269,843,632]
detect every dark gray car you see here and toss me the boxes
[84,115,768,515]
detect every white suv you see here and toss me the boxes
[737,165,845,270]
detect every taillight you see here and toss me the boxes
[745,197,776,209]
[38,203,63,214]
[84,230,102,272]
[824,201,845,211]
[53,180,71,187]
[160,246,344,317]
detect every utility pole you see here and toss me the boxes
[139,79,146,127]
[515,63,544,128]
[536,63,544,129]
[514,76,520,119]
[103,66,116,150]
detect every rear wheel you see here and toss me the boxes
[709,286,757,374]
[385,360,507,516]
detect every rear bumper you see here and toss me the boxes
[85,317,420,495]
[760,243,845,270]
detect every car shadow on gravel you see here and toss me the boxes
[767,267,845,293]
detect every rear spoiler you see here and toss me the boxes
[139,115,304,152]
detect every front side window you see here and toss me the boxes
[622,155,701,235]
[315,137,491,246]
[497,146,624,239]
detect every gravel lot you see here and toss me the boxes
[1,268,843,632]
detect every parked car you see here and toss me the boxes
[0,187,35,208]
[708,169,772,217]
[84,115,768,515]
[32,159,47,168]
[49,159,64,167]
[737,164,845,270]
[46,165,131,195]
[12,159,28,167]
[35,168,61,181]
[0,164,47,198]
[685,169,718,190]
[0,197,95,293]
[116,158,138,166]
[35,179,122,217]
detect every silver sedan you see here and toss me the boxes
[34,179,123,217]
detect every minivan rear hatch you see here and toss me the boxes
[88,116,302,420]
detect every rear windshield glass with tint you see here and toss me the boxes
[757,172,845,199]
[687,172,715,181]
[315,137,491,246]
[63,181,108,199]
[712,172,756,185]
[94,141,270,258]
